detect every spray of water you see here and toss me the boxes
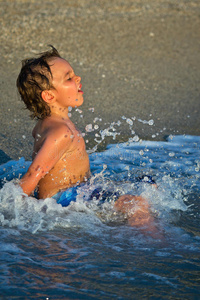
[0,111,199,234]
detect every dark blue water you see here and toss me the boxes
[0,135,199,299]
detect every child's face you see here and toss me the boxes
[50,58,83,109]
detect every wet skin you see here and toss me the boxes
[32,116,90,199]
[19,57,158,233]
[19,58,90,198]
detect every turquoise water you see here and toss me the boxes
[0,135,200,299]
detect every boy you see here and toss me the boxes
[17,46,157,230]
[17,46,90,199]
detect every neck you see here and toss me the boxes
[49,105,69,119]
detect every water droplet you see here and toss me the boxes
[133,135,139,142]
[169,152,175,157]
[85,124,93,132]
[126,118,133,126]
[93,117,102,122]
[148,119,154,126]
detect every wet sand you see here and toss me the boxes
[0,0,200,162]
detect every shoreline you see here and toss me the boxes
[0,0,200,163]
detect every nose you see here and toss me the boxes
[75,75,81,83]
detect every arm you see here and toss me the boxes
[19,125,71,196]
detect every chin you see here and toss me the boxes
[75,98,84,107]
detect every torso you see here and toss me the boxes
[32,116,90,199]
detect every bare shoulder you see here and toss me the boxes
[32,117,74,159]
[44,117,73,143]
[34,117,72,140]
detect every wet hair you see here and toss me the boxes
[16,45,61,119]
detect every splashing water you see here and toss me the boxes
[83,114,158,151]
[0,129,200,298]
[1,135,198,233]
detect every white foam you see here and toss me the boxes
[0,135,199,234]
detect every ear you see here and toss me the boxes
[41,90,55,104]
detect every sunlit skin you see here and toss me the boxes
[114,195,160,236]
[19,56,158,233]
[19,58,90,198]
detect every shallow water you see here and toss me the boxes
[0,135,200,299]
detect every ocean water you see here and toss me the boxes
[0,134,200,299]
